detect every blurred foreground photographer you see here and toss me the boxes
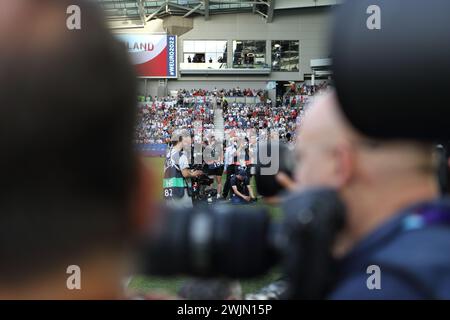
[296,92,449,299]
[325,0,450,298]
[0,0,155,299]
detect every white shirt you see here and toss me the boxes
[170,148,189,171]
[179,152,190,171]
[224,145,236,165]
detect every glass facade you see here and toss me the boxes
[182,40,227,68]
[232,40,266,69]
[181,39,300,72]
[271,40,299,72]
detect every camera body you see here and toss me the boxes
[190,164,217,204]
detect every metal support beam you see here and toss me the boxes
[204,0,210,20]
[102,0,265,22]
[183,3,203,18]
[137,0,146,25]
[145,3,166,22]
[256,10,268,18]
[266,0,275,23]
[169,2,204,14]
[210,0,267,5]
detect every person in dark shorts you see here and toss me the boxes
[205,136,224,199]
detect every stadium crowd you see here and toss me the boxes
[134,83,329,145]
[135,97,215,144]
[176,87,266,98]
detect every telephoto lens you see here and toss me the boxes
[138,204,279,278]
[137,189,346,299]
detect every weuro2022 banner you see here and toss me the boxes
[117,34,177,78]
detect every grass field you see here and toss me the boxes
[128,157,281,297]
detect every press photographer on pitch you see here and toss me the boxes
[230,168,256,205]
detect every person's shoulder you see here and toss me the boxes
[374,224,450,261]
[337,225,450,299]
[333,195,450,299]
[179,153,187,161]
[328,270,426,299]
[169,148,178,158]
[178,152,189,166]
[370,226,450,296]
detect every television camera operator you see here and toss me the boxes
[175,136,220,206]
[163,132,203,209]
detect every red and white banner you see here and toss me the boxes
[117,34,177,78]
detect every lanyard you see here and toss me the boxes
[402,203,450,231]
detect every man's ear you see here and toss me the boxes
[332,142,355,188]
[129,157,158,236]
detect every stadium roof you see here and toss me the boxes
[96,0,339,25]
[97,0,275,23]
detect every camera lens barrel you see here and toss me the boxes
[139,205,278,278]
[189,211,213,272]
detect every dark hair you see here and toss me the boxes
[0,0,137,285]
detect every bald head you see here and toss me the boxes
[300,91,358,148]
[295,91,358,189]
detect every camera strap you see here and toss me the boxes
[172,150,190,192]
[176,165,192,194]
